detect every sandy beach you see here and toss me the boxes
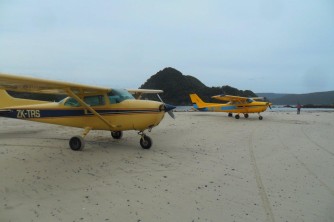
[0,110,333,222]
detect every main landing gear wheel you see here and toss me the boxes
[140,135,152,149]
[228,113,233,117]
[69,136,85,151]
[244,114,249,118]
[111,131,123,139]
[235,114,240,119]
[259,116,263,120]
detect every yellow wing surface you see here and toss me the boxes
[0,72,110,95]
[127,89,163,99]
[0,73,163,98]
[211,95,249,102]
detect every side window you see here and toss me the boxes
[108,95,120,104]
[84,95,105,106]
[108,92,120,104]
[64,97,80,107]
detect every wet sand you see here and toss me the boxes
[1,111,334,222]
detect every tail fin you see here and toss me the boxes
[0,89,47,108]
[189,94,208,109]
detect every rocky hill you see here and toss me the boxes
[140,67,257,105]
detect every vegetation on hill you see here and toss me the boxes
[140,67,257,105]
[257,91,334,106]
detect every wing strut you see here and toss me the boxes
[66,89,116,130]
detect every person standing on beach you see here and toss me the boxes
[297,103,301,114]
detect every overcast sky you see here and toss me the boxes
[1,0,333,94]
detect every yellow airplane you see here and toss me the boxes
[0,73,176,151]
[189,93,272,120]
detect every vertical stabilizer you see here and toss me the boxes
[189,94,208,109]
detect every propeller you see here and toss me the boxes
[157,94,176,119]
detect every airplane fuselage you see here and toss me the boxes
[0,99,166,131]
[193,101,269,114]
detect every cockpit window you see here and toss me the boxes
[64,97,80,107]
[108,89,134,104]
[246,98,253,103]
[62,95,105,107]
[84,95,105,106]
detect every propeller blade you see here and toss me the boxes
[164,104,176,119]
[157,94,176,119]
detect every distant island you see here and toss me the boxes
[140,67,334,107]
[257,92,334,107]
[140,67,256,105]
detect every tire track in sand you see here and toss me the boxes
[301,127,334,156]
[277,132,334,197]
[249,131,275,222]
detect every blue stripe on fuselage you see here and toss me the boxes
[192,104,209,111]
[0,109,160,119]
[220,105,237,111]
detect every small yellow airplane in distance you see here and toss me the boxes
[189,93,272,120]
[0,73,176,151]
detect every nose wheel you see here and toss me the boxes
[258,113,263,120]
[138,132,152,149]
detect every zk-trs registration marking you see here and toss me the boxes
[17,110,41,118]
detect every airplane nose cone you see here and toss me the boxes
[164,104,176,112]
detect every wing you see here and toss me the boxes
[127,89,163,99]
[0,73,110,95]
[211,94,248,102]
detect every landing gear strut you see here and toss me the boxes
[69,128,154,151]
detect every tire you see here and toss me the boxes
[244,114,249,118]
[235,114,240,119]
[111,131,123,139]
[69,136,85,151]
[140,135,152,149]
[259,116,263,120]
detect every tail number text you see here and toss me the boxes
[17,110,41,118]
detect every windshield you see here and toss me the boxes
[246,98,254,103]
[108,89,134,104]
